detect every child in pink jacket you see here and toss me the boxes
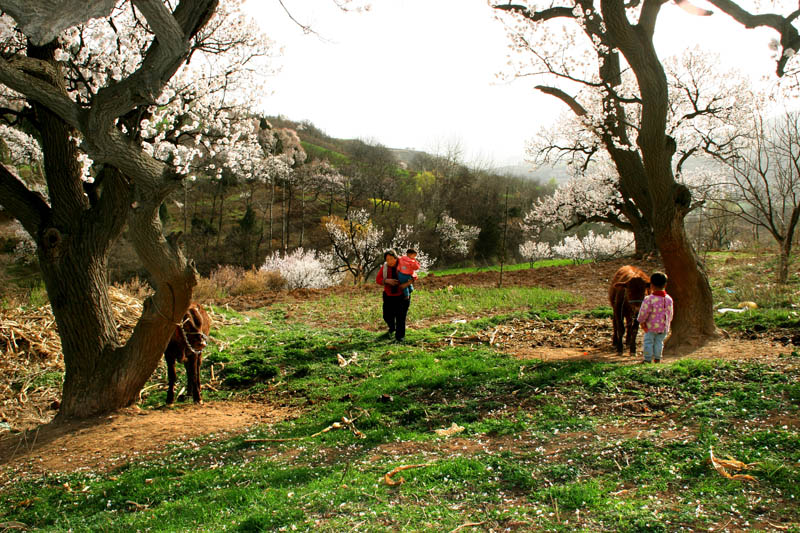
[636,272,673,363]
[396,249,420,300]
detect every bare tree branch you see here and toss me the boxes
[0,55,82,129]
[131,0,187,58]
[706,0,800,76]
[0,163,49,235]
[493,3,575,21]
[535,85,587,116]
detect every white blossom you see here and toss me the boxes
[436,213,480,257]
[519,240,552,264]
[552,230,634,262]
[388,225,435,272]
[260,248,344,289]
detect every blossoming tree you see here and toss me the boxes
[435,212,481,259]
[0,0,273,418]
[493,0,797,348]
[323,209,384,283]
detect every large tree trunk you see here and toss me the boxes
[656,218,717,350]
[632,220,657,258]
[600,0,718,349]
[0,0,219,419]
[52,186,196,418]
[622,206,657,258]
[778,238,791,284]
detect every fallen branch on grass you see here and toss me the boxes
[609,398,647,409]
[450,521,486,533]
[489,327,499,346]
[434,422,465,437]
[709,447,757,482]
[244,415,366,443]
[383,463,432,486]
[337,353,359,367]
[0,521,29,531]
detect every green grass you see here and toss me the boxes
[714,308,800,331]
[300,141,351,166]
[6,310,799,531]
[424,258,583,277]
[281,285,581,328]
[2,281,800,531]
[705,250,800,309]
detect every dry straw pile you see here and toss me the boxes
[0,287,144,430]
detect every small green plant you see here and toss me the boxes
[540,480,604,510]
[221,356,279,387]
[27,281,48,309]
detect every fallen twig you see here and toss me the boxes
[383,463,432,486]
[243,437,303,443]
[434,422,465,437]
[360,491,387,503]
[711,518,734,532]
[244,415,366,444]
[337,353,359,367]
[765,520,790,531]
[125,500,149,511]
[489,327,499,346]
[709,447,757,482]
[447,327,459,346]
[610,398,647,408]
[138,383,161,402]
[450,521,486,533]
[0,521,29,531]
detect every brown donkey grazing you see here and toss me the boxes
[165,303,211,404]
[609,266,650,355]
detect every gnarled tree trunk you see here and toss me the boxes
[0,0,218,419]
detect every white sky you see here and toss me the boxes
[242,0,779,167]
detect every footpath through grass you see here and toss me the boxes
[2,291,799,531]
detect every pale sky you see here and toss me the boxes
[242,0,778,167]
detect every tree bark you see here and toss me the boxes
[629,213,657,258]
[0,0,218,418]
[655,209,718,350]
[778,238,791,284]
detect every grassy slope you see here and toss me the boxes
[2,267,800,532]
[425,259,582,277]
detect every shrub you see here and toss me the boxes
[112,276,153,300]
[260,248,343,289]
[231,268,284,296]
[194,265,285,300]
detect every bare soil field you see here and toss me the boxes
[0,402,298,488]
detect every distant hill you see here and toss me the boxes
[268,115,573,183]
[494,163,571,184]
[388,148,430,167]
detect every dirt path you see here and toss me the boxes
[0,401,298,486]
[439,314,798,363]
